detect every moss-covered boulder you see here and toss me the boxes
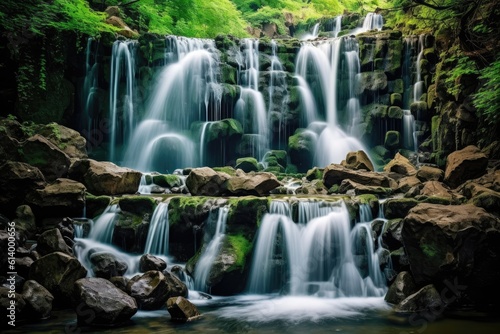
[112,212,150,253]
[288,129,315,172]
[235,157,260,173]
[323,163,397,189]
[85,193,111,218]
[384,131,400,151]
[118,196,156,217]
[152,174,182,188]
[34,123,87,159]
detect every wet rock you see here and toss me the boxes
[36,228,72,256]
[338,179,392,196]
[418,181,462,203]
[383,198,420,219]
[139,254,167,272]
[90,252,128,279]
[109,276,130,292]
[394,284,443,314]
[20,134,71,181]
[167,296,201,322]
[21,280,54,319]
[384,131,400,151]
[69,159,142,196]
[288,129,315,172]
[444,145,488,188]
[185,167,230,196]
[128,270,188,310]
[382,219,404,250]
[402,203,500,305]
[235,157,260,172]
[13,205,36,240]
[385,271,417,305]
[29,251,87,304]
[25,178,86,220]
[15,256,34,279]
[74,277,137,326]
[397,176,422,193]
[57,217,75,240]
[323,164,397,189]
[384,153,417,176]
[416,165,444,182]
[0,161,45,217]
[35,123,87,159]
[224,170,281,196]
[0,287,25,319]
[118,196,156,217]
[341,150,374,171]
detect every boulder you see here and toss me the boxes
[383,153,417,176]
[381,219,404,250]
[444,145,488,188]
[29,252,87,304]
[109,276,129,292]
[341,150,374,171]
[224,170,281,196]
[112,212,150,253]
[25,178,86,219]
[139,254,167,272]
[16,256,34,279]
[235,157,260,173]
[383,198,420,219]
[185,167,230,196]
[416,165,444,182]
[0,161,45,216]
[385,271,417,305]
[36,228,72,256]
[106,16,138,38]
[128,270,188,310]
[384,131,400,151]
[338,179,392,196]
[13,205,36,240]
[288,130,315,172]
[323,164,397,189]
[118,196,156,217]
[74,277,137,326]
[397,176,422,193]
[1,287,25,318]
[36,123,87,159]
[57,217,76,240]
[394,284,444,314]
[167,296,201,322]
[418,181,462,203]
[69,159,142,195]
[21,280,54,319]
[402,203,500,305]
[356,71,388,94]
[89,252,128,279]
[20,134,71,181]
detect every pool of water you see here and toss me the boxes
[4,295,500,334]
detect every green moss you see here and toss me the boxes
[227,196,269,237]
[118,196,157,217]
[168,196,209,226]
[85,193,111,218]
[355,194,378,205]
[306,167,323,181]
[235,157,260,172]
[421,243,438,258]
[226,234,252,272]
[152,174,182,188]
[213,166,236,176]
[114,212,146,229]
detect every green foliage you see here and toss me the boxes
[444,53,479,97]
[473,58,500,130]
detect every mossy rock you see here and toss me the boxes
[227,196,269,240]
[384,198,420,219]
[288,129,315,172]
[384,131,400,151]
[152,174,182,188]
[235,157,260,173]
[112,212,150,253]
[390,94,403,108]
[264,150,287,167]
[306,167,323,181]
[119,196,157,217]
[168,196,211,227]
[213,166,237,176]
[85,193,111,218]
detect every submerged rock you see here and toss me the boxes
[74,277,137,326]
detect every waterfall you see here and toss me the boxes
[235,39,268,159]
[194,207,229,292]
[144,202,170,256]
[88,204,120,244]
[247,200,387,298]
[332,15,342,38]
[81,37,99,136]
[361,13,384,32]
[109,40,138,164]
[270,200,293,218]
[414,34,425,103]
[301,23,320,40]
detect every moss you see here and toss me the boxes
[235,157,260,172]
[213,166,236,176]
[355,194,378,205]
[328,184,340,194]
[421,243,438,258]
[152,174,182,188]
[114,211,147,229]
[168,196,209,226]
[227,196,269,238]
[306,167,323,181]
[225,234,252,272]
[85,193,111,218]
[118,196,157,217]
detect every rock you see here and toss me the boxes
[106,16,138,38]
[20,134,71,181]
[341,150,374,171]
[21,280,54,319]
[13,205,36,240]
[235,157,260,172]
[444,145,488,188]
[384,153,417,176]
[185,167,230,196]
[383,198,420,219]
[89,252,128,279]
[85,194,111,218]
[338,179,392,196]
[381,219,404,250]
[36,123,87,159]
[74,277,137,326]
[119,196,156,217]
[394,284,444,314]
[57,217,75,240]
[167,296,201,322]
[36,228,72,256]
[397,176,422,193]
[385,271,417,305]
[139,254,167,272]
[416,165,444,182]
[16,256,34,279]
[418,181,462,203]
[288,129,315,172]
[112,212,150,253]
[104,6,121,18]
[323,164,397,189]
[402,203,500,305]
[356,71,388,94]
[109,276,129,292]
[69,159,142,195]
[1,287,25,318]
[128,270,188,310]
[29,252,87,304]
[224,170,281,196]
[25,178,86,219]
[384,131,400,151]
[0,161,45,217]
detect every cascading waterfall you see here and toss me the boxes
[144,202,170,256]
[301,23,320,40]
[235,39,268,160]
[296,36,370,167]
[81,38,99,135]
[194,207,229,292]
[88,204,120,244]
[109,40,138,163]
[361,13,384,32]
[247,200,387,297]
[122,37,220,172]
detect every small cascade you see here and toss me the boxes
[301,23,320,40]
[268,40,290,150]
[270,200,292,218]
[144,202,170,256]
[247,200,388,298]
[122,36,220,172]
[235,39,268,159]
[109,40,138,163]
[194,207,229,292]
[361,13,384,32]
[413,35,425,103]
[81,37,99,135]
[403,110,417,151]
[88,204,120,244]
[325,15,342,38]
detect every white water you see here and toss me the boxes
[144,202,170,256]
[247,200,387,298]
[301,23,320,40]
[194,207,229,292]
[81,38,99,135]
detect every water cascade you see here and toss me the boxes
[301,23,320,40]
[109,40,138,163]
[81,38,99,135]
[144,202,170,256]
[194,207,229,292]
[247,200,387,297]
[88,204,120,244]
[361,13,384,32]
